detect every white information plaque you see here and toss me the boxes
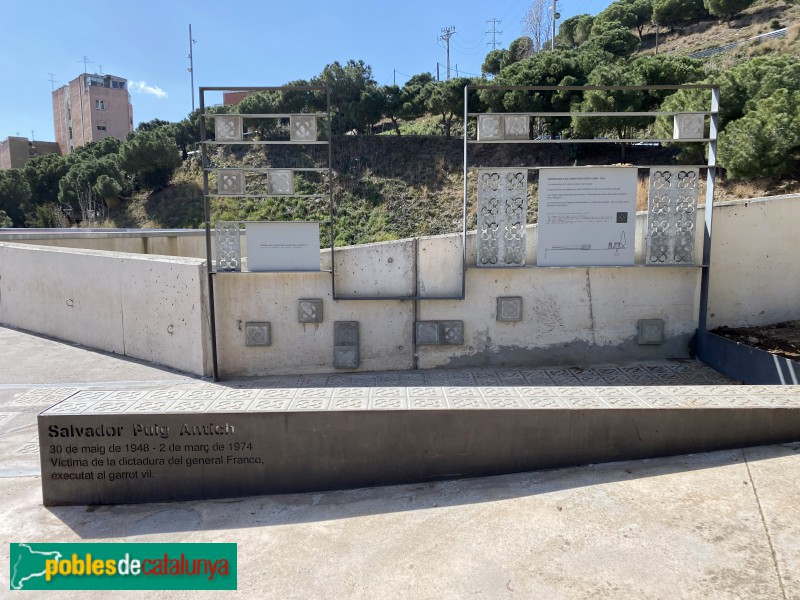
[537,167,637,266]
[245,222,320,272]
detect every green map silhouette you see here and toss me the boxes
[10,544,62,590]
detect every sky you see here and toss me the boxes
[0,0,612,143]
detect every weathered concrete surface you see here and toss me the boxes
[707,195,800,329]
[417,266,699,369]
[0,326,196,386]
[213,272,415,376]
[0,243,209,376]
[1,325,799,598]
[1,448,799,599]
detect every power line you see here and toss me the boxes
[487,18,503,50]
[452,33,488,53]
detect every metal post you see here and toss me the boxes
[698,86,719,333]
[328,87,336,300]
[200,89,219,381]
[462,84,469,298]
[189,25,196,112]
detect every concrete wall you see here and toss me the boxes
[1,230,210,259]
[1,195,797,377]
[0,242,209,376]
[706,195,800,329]
[214,272,414,376]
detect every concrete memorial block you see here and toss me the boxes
[477,114,504,141]
[646,169,698,265]
[245,222,320,272]
[504,114,530,140]
[215,221,241,272]
[298,299,323,323]
[217,169,245,195]
[245,322,271,347]
[476,169,527,267]
[673,113,704,140]
[537,167,637,267]
[637,319,665,345]
[497,297,523,322]
[267,169,294,196]
[415,321,440,345]
[37,376,800,506]
[215,115,243,142]
[290,115,317,142]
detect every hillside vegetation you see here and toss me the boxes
[1,0,798,241]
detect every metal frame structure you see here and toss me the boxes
[199,83,718,380]
[463,83,720,329]
[199,86,332,380]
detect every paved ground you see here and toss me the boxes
[1,324,799,599]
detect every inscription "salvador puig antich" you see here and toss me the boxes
[47,422,236,438]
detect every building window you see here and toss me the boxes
[97,125,107,131]
[95,100,105,110]
[68,127,73,139]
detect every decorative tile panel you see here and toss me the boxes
[497,297,523,322]
[408,397,447,409]
[87,401,135,413]
[334,321,359,346]
[208,398,257,412]
[334,346,359,369]
[441,321,464,345]
[673,114,704,140]
[16,442,40,455]
[416,321,440,345]
[217,169,245,195]
[267,169,294,195]
[215,221,241,272]
[637,319,665,345]
[504,114,530,140]
[290,115,317,142]
[245,322,271,347]
[331,397,369,410]
[646,169,698,264]
[298,299,323,323]
[477,169,527,267]
[477,114,503,141]
[447,396,486,409]
[215,115,242,141]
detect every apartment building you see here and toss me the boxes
[0,136,61,170]
[52,73,133,154]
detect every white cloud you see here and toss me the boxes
[129,81,168,99]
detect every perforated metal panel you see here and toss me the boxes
[477,169,528,267]
[215,221,242,272]
[646,169,699,265]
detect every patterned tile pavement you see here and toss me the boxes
[25,359,800,414]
